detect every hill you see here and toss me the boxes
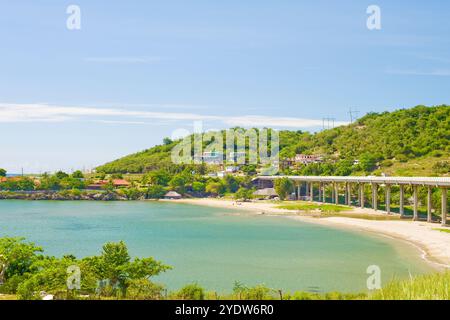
[96,105,450,176]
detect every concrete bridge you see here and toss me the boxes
[254,176,450,226]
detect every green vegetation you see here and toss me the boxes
[0,237,170,300]
[277,202,351,213]
[95,105,449,177]
[0,169,6,177]
[273,177,294,200]
[368,272,450,300]
[433,228,450,234]
[2,237,448,300]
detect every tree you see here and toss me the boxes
[55,171,69,179]
[82,241,170,297]
[358,153,378,172]
[148,170,171,186]
[192,181,206,193]
[173,283,205,300]
[205,181,225,196]
[335,160,353,176]
[224,175,239,193]
[169,174,188,193]
[234,187,253,201]
[71,170,84,179]
[163,137,173,145]
[274,177,294,200]
[0,168,6,177]
[0,237,43,293]
[146,185,166,199]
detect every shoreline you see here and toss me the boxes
[166,198,450,270]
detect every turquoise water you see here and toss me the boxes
[0,200,431,293]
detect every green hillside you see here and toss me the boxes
[96,105,450,176]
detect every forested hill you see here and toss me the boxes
[96,105,450,176]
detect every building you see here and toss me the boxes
[217,171,225,178]
[164,191,182,199]
[225,166,240,173]
[253,188,278,199]
[194,151,224,164]
[86,179,131,190]
[294,154,323,164]
[281,154,323,169]
[111,179,131,187]
[228,151,247,163]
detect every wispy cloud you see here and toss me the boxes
[385,68,450,77]
[0,103,348,129]
[84,56,164,64]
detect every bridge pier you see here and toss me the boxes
[256,176,449,224]
[371,183,378,210]
[442,188,447,226]
[427,186,432,223]
[399,185,405,217]
[359,183,364,208]
[345,183,350,205]
[413,185,419,221]
[334,183,339,204]
[385,184,391,214]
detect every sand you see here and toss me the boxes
[165,198,450,269]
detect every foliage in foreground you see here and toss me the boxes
[368,272,450,300]
[1,237,449,300]
[0,237,170,300]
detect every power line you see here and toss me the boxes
[348,107,360,123]
[322,117,336,130]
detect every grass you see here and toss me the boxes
[368,272,450,300]
[433,228,450,234]
[321,212,401,221]
[276,202,351,213]
[276,201,403,220]
[3,272,449,300]
[374,154,450,177]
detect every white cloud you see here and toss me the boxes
[0,103,347,129]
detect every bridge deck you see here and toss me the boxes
[255,176,450,187]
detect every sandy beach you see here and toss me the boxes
[167,198,450,269]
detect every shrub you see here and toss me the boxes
[172,283,205,300]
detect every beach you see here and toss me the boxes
[169,198,450,269]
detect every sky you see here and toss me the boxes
[0,0,449,173]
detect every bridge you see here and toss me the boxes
[254,176,450,226]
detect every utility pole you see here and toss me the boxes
[348,107,360,123]
[322,117,336,130]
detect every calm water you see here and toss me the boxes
[0,200,431,293]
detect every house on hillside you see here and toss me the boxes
[164,191,182,200]
[281,154,323,169]
[294,154,323,164]
[225,166,240,173]
[194,151,224,164]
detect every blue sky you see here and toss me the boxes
[0,0,449,173]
